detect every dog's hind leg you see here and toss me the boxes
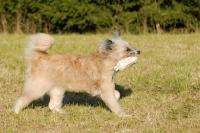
[14,78,51,114]
[48,87,65,113]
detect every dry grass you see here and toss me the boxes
[0,33,200,133]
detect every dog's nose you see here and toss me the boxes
[137,50,140,55]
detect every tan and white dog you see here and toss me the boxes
[14,31,140,117]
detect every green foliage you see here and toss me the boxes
[0,0,199,33]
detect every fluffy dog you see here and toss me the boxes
[14,31,140,117]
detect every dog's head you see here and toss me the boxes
[99,30,140,61]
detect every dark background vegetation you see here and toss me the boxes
[0,0,199,34]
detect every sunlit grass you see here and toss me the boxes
[0,33,200,132]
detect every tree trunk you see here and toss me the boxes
[156,23,164,34]
[26,20,29,33]
[1,13,8,33]
[125,19,134,33]
[15,10,22,34]
[44,23,49,33]
[30,22,36,33]
[143,17,148,34]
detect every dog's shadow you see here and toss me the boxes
[31,84,132,110]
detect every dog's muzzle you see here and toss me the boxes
[130,49,140,56]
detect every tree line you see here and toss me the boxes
[0,0,199,34]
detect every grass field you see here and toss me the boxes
[0,33,200,133]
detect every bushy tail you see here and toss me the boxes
[25,33,55,62]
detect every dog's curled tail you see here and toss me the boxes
[25,33,55,61]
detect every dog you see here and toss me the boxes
[14,31,140,117]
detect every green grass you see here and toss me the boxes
[0,33,200,133]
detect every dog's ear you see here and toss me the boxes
[112,30,121,38]
[99,39,114,54]
[104,39,113,51]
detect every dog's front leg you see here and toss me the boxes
[100,82,129,117]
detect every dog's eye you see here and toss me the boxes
[126,48,131,52]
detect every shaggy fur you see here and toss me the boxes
[14,31,140,117]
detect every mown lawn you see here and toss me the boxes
[0,33,200,133]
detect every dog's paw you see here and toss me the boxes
[114,90,120,101]
[52,108,66,114]
[117,112,131,118]
[13,106,21,114]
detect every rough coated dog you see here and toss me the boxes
[14,31,140,117]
